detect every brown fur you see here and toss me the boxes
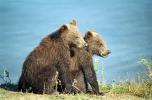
[68,31,110,95]
[18,20,86,94]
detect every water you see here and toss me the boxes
[0,0,152,83]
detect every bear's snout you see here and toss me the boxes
[84,43,88,48]
[107,50,111,55]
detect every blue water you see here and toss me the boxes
[0,0,152,83]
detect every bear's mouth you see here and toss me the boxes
[99,52,109,58]
[100,54,108,58]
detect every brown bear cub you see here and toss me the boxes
[63,31,110,95]
[18,20,87,94]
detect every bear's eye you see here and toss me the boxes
[97,40,100,43]
[100,43,103,46]
[75,36,79,39]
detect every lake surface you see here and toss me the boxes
[0,0,152,83]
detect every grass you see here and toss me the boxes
[0,58,152,100]
[0,88,146,100]
[99,81,152,98]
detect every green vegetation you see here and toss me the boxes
[0,59,152,100]
[98,58,152,99]
[0,67,11,83]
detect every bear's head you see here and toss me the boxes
[84,31,110,57]
[59,20,87,48]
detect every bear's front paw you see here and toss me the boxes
[98,92,104,96]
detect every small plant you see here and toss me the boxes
[101,63,105,85]
[140,58,152,79]
[94,58,105,86]
[0,67,17,91]
[0,67,11,84]
[94,58,99,75]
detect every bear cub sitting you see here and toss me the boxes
[18,20,87,94]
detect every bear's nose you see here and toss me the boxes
[83,43,88,50]
[84,43,88,47]
[107,50,111,54]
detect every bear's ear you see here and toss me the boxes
[84,31,93,40]
[59,24,69,33]
[70,19,77,26]
[86,31,93,38]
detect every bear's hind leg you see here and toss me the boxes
[37,65,59,94]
